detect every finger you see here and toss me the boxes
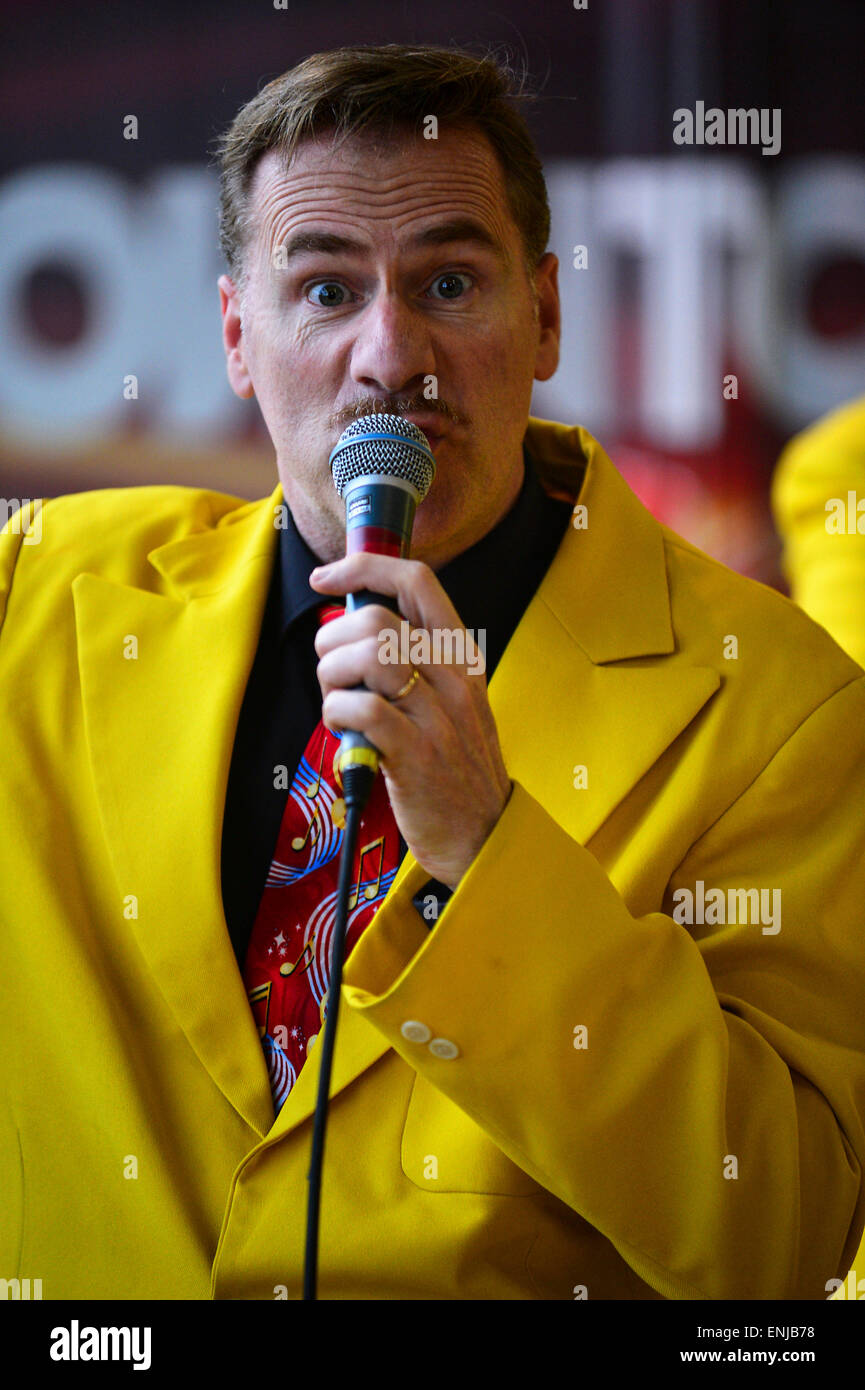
[317,636,418,704]
[310,554,463,634]
[311,556,485,686]
[318,614,483,701]
[322,685,429,763]
[313,603,401,659]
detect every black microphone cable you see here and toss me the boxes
[302,583,392,1301]
[302,756,375,1301]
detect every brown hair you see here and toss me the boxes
[212,43,550,294]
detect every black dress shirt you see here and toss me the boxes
[220,444,578,969]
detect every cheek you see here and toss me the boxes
[249,299,331,370]
[250,322,342,419]
[454,309,536,389]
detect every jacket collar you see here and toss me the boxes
[143,418,673,663]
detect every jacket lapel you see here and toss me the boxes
[73,487,285,1138]
[495,419,720,850]
[73,421,720,1144]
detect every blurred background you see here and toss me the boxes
[2,0,865,589]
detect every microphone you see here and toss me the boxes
[327,412,437,798]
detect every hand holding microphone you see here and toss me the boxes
[324,412,436,804]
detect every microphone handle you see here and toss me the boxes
[335,588,401,782]
[334,477,417,785]
[347,587,394,612]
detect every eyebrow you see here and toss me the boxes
[277,218,507,266]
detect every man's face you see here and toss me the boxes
[218,125,560,568]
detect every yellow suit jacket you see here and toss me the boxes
[2,418,865,1301]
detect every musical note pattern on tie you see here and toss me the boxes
[243,703,402,1120]
[264,732,340,885]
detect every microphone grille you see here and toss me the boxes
[328,413,436,500]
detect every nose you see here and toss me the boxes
[349,290,437,397]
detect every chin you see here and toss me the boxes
[410,500,450,546]
[410,525,467,572]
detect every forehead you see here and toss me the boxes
[245,125,519,262]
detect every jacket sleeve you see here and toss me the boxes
[341,673,865,1300]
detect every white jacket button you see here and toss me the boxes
[400,1020,431,1043]
[428,1037,459,1059]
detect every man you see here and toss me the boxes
[1,44,864,1302]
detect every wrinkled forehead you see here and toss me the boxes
[243,126,519,269]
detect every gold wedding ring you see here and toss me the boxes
[391,667,421,702]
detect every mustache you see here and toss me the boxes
[327,395,464,430]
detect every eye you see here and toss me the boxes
[306,281,351,307]
[428,272,473,300]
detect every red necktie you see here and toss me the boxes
[243,603,403,1116]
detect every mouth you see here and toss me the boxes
[403,416,448,449]
[332,412,450,454]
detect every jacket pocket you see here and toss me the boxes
[400,1073,542,1196]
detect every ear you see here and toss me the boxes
[218,274,255,399]
[532,252,560,383]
